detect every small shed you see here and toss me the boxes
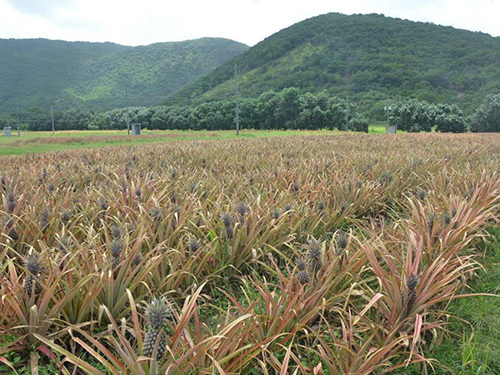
[131,123,141,136]
[4,127,11,137]
[386,125,397,134]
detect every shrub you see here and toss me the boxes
[470,94,500,132]
[348,115,369,132]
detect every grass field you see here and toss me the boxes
[0,129,340,156]
[0,131,498,374]
[0,124,395,156]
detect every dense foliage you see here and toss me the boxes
[3,13,500,125]
[5,88,365,132]
[0,38,248,113]
[471,94,500,132]
[169,13,500,116]
[7,92,500,134]
[0,134,499,373]
[389,99,467,133]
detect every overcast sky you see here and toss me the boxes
[0,0,499,46]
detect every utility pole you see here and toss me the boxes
[345,95,349,131]
[234,63,240,135]
[51,107,55,135]
[16,108,20,137]
[126,86,131,136]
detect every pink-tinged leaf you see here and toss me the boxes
[354,293,384,325]
[411,314,423,354]
[0,356,17,374]
[37,345,56,361]
[313,362,324,375]
[33,334,105,375]
[280,342,293,375]
[212,358,227,375]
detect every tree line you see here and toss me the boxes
[1,88,369,133]
[388,94,500,132]
[1,90,499,133]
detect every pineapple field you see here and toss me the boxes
[0,132,499,374]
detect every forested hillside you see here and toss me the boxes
[0,38,248,112]
[168,13,500,117]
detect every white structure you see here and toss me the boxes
[386,125,397,134]
[4,127,11,137]
[131,123,141,136]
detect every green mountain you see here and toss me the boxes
[168,13,500,116]
[0,37,248,112]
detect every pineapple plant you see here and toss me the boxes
[24,254,42,298]
[188,237,200,255]
[132,253,142,268]
[427,213,437,234]
[111,224,122,240]
[40,209,50,234]
[221,213,233,239]
[340,201,347,215]
[417,189,426,201]
[61,210,71,224]
[111,238,123,279]
[151,207,162,230]
[5,217,18,242]
[405,274,419,308]
[143,297,171,361]
[6,191,15,213]
[444,212,451,225]
[237,202,248,224]
[296,258,309,285]
[308,240,323,274]
[99,197,108,212]
[316,200,325,212]
[336,231,349,255]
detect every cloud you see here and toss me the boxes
[6,0,77,17]
[0,0,499,46]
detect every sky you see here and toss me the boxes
[0,0,499,46]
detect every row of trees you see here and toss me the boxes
[470,94,500,132]
[2,91,499,133]
[388,95,500,133]
[0,108,94,132]
[388,99,467,133]
[91,88,368,132]
[4,88,368,132]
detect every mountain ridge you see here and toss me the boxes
[0,37,249,112]
[167,13,500,116]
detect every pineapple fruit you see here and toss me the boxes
[308,240,323,274]
[24,254,42,298]
[143,297,171,361]
[296,258,309,285]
